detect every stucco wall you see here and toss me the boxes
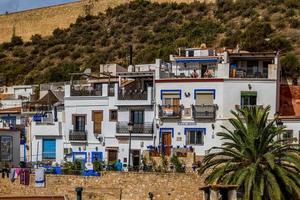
[0,172,203,200]
[0,0,216,43]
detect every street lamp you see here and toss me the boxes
[128,121,134,171]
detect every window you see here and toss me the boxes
[186,129,204,145]
[42,139,56,160]
[188,50,194,57]
[130,110,144,124]
[109,110,118,121]
[0,136,13,162]
[108,83,115,96]
[241,91,257,106]
[93,83,102,96]
[74,115,85,131]
[92,111,103,134]
[282,130,293,144]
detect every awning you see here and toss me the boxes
[175,58,218,63]
[241,91,257,97]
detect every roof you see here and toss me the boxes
[38,90,63,105]
[0,107,21,114]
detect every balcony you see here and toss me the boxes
[70,88,102,96]
[158,105,182,119]
[22,102,52,113]
[192,105,217,120]
[116,122,153,134]
[118,89,148,100]
[235,105,263,110]
[69,130,87,142]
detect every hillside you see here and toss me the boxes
[0,0,300,85]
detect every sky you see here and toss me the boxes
[0,0,78,14]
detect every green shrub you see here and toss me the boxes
[92,160,103,172]
[31,34,42,45]
[0,53,6,59]
[12,48,27,58]
[170,155,184,173]
[289,18,300,28]
[11,35,23,46]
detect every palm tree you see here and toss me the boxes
[199,106,300,200]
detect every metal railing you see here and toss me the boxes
[22,102,52,113]
[158,105,182,119]
[235,105,263,110]
[192,105,217,120]
[116,122,153,134]
[118,90,148,100]
[71,88,102,96]
[69,130,88,141]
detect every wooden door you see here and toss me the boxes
[93,111,103,134]
[108,150,118,163]
[162,132,172,156]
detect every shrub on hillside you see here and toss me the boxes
[11,35,23,46]
[30,34,42,45]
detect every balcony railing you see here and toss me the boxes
[235,105,263,110]
[69,130,87,141]
[116,122,153,134]
[71,88,102,96]
[22,102,52,113]
[192,105,217,120]
[118,89,148,100]
[158,105,182,119]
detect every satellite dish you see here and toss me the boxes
[84,68,91,75]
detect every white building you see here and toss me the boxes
[155,48,280,159]
[115,64,155,169]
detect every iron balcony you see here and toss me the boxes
[158,105,183,119]
[69,130,88,141]
[192,104,217,120]
[116,122,153,134]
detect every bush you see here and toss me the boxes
[93,160,103,172]
[12,48,27,58]
[0,53,6,59]
[11,35,23,46]
[281,53,300,83]
[289,18,300,28]
[31,34,42,45]
[170,155,184,173]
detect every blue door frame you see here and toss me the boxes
[91,152,103,162]
[72,152,87,163]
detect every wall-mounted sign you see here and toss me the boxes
[176,137,182,141]
[177,122,197,126]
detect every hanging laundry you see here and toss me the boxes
[20,168,30,185]
[35,168,45,187]
[9,168,16,182]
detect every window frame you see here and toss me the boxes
[130,110,144,125]
[185,129,205,146]
[74,115,86,131]
[42,139,56,160]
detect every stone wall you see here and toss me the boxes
[0,0,216,43]
[0,172,204,200]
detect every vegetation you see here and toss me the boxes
[170,155,184,172]
[281,53,300,84]
[199,106,300,200]
[0,0,299,85]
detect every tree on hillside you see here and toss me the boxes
[199,106,300,200]
[281,53,300,85]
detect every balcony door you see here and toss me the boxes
[72,115,86,131]
[130,110,144,125]
[162,92,180,116]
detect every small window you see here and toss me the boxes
[282,130,293,144]
[108,84,115,96]
[109,110,118,121]
[186,129,204,145]
[188,50,194,57]
[241,91,257,106]
[130,110,144,124]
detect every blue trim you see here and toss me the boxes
[194,89,216,99]
[176,59,218,63]
[91,152,103,162]
[160,90,182,100]
[160,128,174,138]
[72,152,87,163]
